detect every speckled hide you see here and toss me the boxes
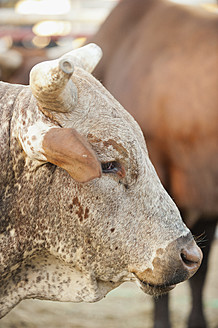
[0,44,201,318]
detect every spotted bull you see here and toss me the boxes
[0,44,202,318]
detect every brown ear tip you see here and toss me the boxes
[83,164,102,183]
[72,167,102,183]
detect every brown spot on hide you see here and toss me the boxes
[84,208,89,219]
[142,268,153,277]
[77,207,84,222]
[156,248,164,256]
[103,139,128,158]
[73,197,85,222]
[88,135,127,178]
[36,276,41,283]
[110,228,115,233]
[20,107,27,119]
[87,133,102,144]
[73,197,80,206]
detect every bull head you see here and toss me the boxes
[0,43,202,319]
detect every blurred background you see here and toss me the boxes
[0,0,217,328]
[0,0,119,83]
[0,0,218,83]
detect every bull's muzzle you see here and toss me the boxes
[132,232,202,295]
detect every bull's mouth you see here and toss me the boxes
[134,274,176,296]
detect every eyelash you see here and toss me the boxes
[101,161,120,174]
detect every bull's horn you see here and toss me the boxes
[30,43,102,113]
[63,43,103,73]
[30,55,77,113]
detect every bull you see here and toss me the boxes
[0,43,202,319]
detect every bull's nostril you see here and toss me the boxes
[180,246,202,268]
[181,252,196,266]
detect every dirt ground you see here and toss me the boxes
[1,240,217,328]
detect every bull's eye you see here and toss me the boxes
[101,161,120,174]
[101,161,126,179]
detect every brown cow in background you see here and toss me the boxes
[88,0,218,327]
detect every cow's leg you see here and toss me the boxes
[187,218,217,328]
[153,294,171,328]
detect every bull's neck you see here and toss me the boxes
[0,82,24,190]
[0,83,51,277]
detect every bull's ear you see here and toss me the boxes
[42,128,102,183]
